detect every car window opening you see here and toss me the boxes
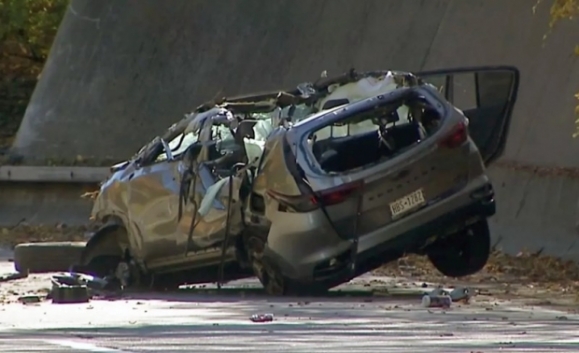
[309,94,444,174]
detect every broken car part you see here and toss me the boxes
[51,282,90,304]
[422,293,452,308]
[250,313,274,322]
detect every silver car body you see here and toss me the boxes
[89,67,519,287]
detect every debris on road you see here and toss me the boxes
[51,283,90,304]
[48,272,121,304]
[449,286,473,303]
[52,272,109,291]
[421,286,474,308]
[17,295,43,304]
[51,275,90,304]
[0,271,28,283]
[250,313,274,322]
[421,293,452,308]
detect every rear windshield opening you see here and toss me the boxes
[309,93,444,174]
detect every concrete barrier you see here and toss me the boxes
[0,182,97,227]
[5,0,579,259]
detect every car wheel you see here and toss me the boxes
[246,236,329,296]
[427,219,491,278]
[257,261,328,296]
[259,263,287,296]
[73,254,147,290]
[80,254,122,278]
[149,274,182,292]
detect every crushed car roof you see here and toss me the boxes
[162,69,430,141]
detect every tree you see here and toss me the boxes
[539,0,579,136]
[0,0,68,77]
[0,0,68,150]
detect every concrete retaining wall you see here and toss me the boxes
[7,0,579,258]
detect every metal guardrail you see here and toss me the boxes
[0,166,109,183]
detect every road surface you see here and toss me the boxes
[1,291,578,352]
[1,253,578,352]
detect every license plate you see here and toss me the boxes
[389,189,425,218]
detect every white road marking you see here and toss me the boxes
[46,339,133,352]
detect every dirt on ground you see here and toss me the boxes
[0,224,93,248]
[377,251,579,309]
[2,227,579,308]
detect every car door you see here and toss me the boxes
[124,141,184,262]
[125,131,239,269]
[175,124,246,267]
[417,66,520,165]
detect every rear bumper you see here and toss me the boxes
[262,176,495,287]
[354,186,495,275]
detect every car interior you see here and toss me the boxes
[310,95,444,174]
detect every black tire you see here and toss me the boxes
[13,242,86,274]
[80,254,122,278]
[427,219,491,278]
[74,225,127,278]
[253,255,329,296]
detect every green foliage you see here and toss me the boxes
[0,0,68,149]
[0,0,68,77]
[546,0,579,27]
[537,0,579,136]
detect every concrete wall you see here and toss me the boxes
[8,0,579,258]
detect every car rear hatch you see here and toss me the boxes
[291,86,470,239]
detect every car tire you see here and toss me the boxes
[246,235,328,296]
[258,264,329,296]
[13,242,86,274]
[427,219,491,278]
[255,257,329,296]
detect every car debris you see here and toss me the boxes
[250,313,274,322]
[449,286,474,303]
[422,286,474,308]
[421,293,452,308]
[62,66,519,296]
[50,280,90,304]
[52,272,109,291]
[46,272,123,304]
[17,295,43,304]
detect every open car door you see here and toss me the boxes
[417,66,520,165]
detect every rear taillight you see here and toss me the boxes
[312,181,362,207]
[438,121,467,149]
[267,181,362,213]
[266,189,317,213]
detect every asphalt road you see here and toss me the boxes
[1,255,579,352]
[1,292,578,352]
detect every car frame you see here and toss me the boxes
[76,66,520,294]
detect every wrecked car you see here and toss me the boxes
[75,66,519,295]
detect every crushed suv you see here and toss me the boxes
[77,66,520,294]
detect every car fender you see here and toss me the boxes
[81,218,128,265]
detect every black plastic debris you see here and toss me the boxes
[50,273,93,304]
[51,284,90,304]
